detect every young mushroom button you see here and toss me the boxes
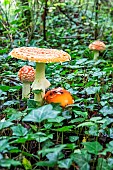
[9,47,71,103]
[89,40,106,61]
[18,65,35,99]
[44,87,74,107]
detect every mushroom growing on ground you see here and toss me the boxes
[89,40,106,61]
[9,47,71,103]
[18,65,35,99]
[44,87,74,107]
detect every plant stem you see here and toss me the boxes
[22,82,30,99]
[32,63,50,103]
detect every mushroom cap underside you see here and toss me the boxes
[9,47,71,63]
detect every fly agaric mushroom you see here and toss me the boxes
[89,40,106,61]
[18,65,35,99]
[9,47,71,103]
[44,87,74,107]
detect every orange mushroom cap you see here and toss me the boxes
[89,40,106,51]
[18,65,35,83]
[44,87,74,107]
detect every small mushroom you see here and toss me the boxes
[9,47,71,103]
[44,87,74,107]
[89,40,106,61]
[18,65,35,99]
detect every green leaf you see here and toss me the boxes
[58,158,72,169]
[0,139,9,152]
[11,124,28,137]
[27,99,37,108]
[36,161,54,167]
[23,104,60,123]
[22,157,32,170]
[3,100,19,106]
[0,121,14,130]
[0,159,21,168]
[69,136,79,142]
[77,122,96,128]
[96,158,110,170]
[85,86,100,95]
[72,150,91,170]
[82,141,103,155]
[73,110,88,118]
[38,144,66,155]
[100,106,113,116]
[108,158,113,168]
[48,116,65,123]
[55,125,73,132]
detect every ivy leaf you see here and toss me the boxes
[69,136,79,142]
[11,124,28,137]
[72,150,91,170]
[58,158,72,169]
[36,161,54,167]
[82,141,103,155]
[96,158,110,170]
[0,121,14,130]
[77,122,96,128]
[0,159,21,168]
[100,106,113,116]
[23,104,60,123]
[85,86,100,95]
[0,139,10,152]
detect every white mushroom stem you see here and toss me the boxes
[31,63,51,103]
[22,82,30,99]
[94,51,99,61]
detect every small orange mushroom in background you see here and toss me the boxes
[44,87,74,107]
[89,40,106,61]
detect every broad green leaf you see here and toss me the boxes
[38,144,66,155]
[73,110,88,118]
[58,158,72,169]
[77,122,96,128]
[55,125,73,132]
[69,136,79,142]
[108,158,113,168]
[0,159,21,168]
[11,124,28,137]
[23,104,60,123]
[48,116,65,123]
[82,141,103,155]
[27,99,37,108]
[0,139,9,152]
[70,118,85,123]
[46,152,58,162]
[3,100,19,106]
[36,161,54,167]
[72,150,91,170]
[96,158,110,170]
[100,106,113,116]
[0,121,13,130]
[9,112,24,121]
[85,86,100,95]
[90,117,102,122]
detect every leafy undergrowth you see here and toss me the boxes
[0,50,113,170]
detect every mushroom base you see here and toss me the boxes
[31,63,51,103]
